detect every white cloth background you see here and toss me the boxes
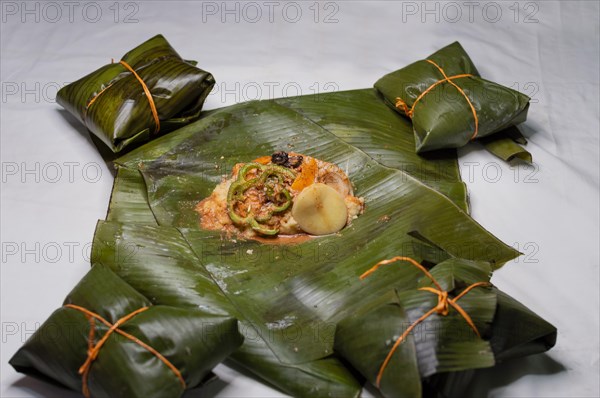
[1,1,598,397]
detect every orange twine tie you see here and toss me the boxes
[359,256,490,388]
[84,59,160,134]
[395,59,479,140]
[64,304,186,398]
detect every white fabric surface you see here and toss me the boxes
[1,1,598,397]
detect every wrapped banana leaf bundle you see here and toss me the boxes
[9,264,243,398]
[74,89,554,397]
[375,42,532,161]
[57,34,215,152]
[335,257,556,397]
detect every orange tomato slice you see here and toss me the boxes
[291,157,317,191]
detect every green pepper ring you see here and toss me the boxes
[227,163,297,235]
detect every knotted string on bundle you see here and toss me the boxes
[395,59,479,140]
[64,304,185,398]
[359,256,490,387]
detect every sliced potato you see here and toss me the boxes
[292,183,348,235]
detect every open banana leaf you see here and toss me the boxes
[114,98,517,365]
[57,34,215,152]
[94,164,555,397]
[98,118,468,395]
[374,42,531,159]
[9,264,243,398]
[93,89,554,395]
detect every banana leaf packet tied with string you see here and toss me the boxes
[57,34,215,153]
[375,42,531,158]
[9,264,243,398]
[335,256,557,398]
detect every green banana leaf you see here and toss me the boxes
[374,42,531,157]
[94,160,556,397]
[9,264,243,398]
[92,220,361,398]
[335,259,496,398]
[480,125,533,163]
[111,96,520,364]
[334,290,423,397]
[57,34,215,152]
[421,286,558,398]
[106,167,157,224]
